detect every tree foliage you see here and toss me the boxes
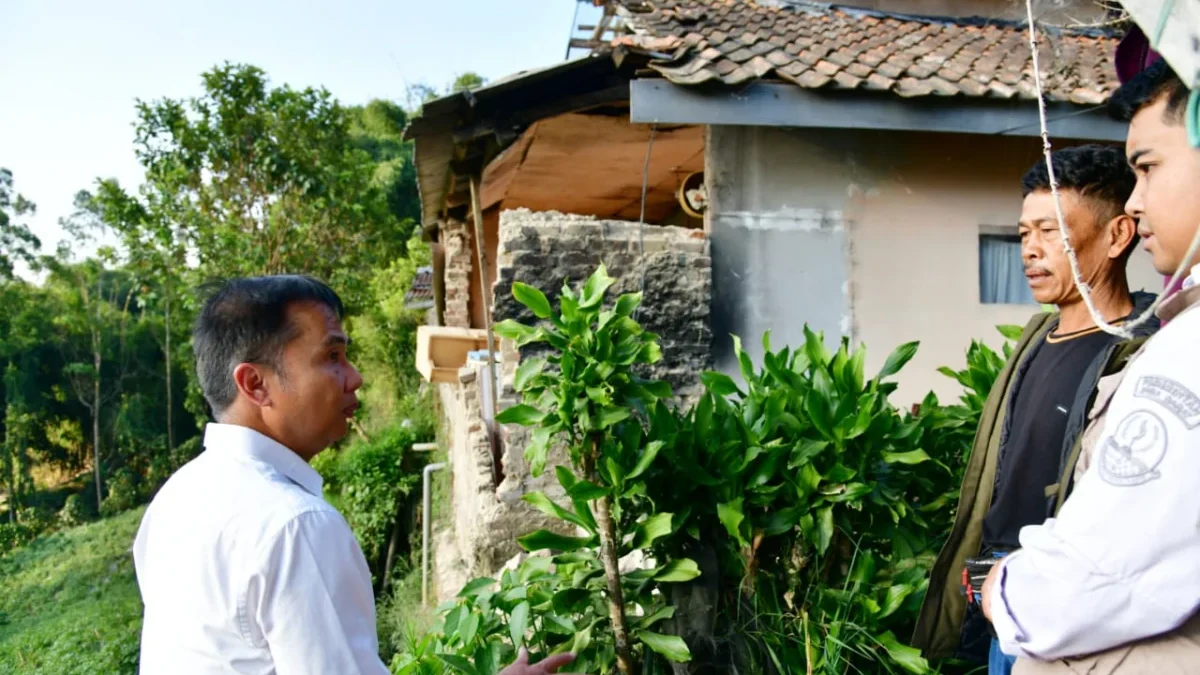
[0,168,41,280]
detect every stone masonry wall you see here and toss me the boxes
[493,209,713,401]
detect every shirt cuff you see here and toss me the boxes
[989,555,1035,660]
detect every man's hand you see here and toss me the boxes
[498,648,583,675]
[981,558,1004,621]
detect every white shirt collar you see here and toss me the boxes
[203,423,324,497]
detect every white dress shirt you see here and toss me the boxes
[133,423,389,674]
[990,265,1200,660]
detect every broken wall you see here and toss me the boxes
[433,209,714,600]
[493,209,713,401]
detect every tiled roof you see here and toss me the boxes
[611,1,1121,104]
[405,266,434,310]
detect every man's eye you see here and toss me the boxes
[329,351,340,362]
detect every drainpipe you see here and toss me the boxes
[422,458,447,607]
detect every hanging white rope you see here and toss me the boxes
[1022,0,1200,338]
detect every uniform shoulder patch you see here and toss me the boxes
[1099,409,1169,487]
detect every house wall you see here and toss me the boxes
[707,125,1162,404]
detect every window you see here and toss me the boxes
[979,231,1036,305]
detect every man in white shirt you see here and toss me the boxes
[980,61,1200,673]
[133,275,577,674]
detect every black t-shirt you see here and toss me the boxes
[981,327,1113,551]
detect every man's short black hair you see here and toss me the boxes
[193,275,344,417]
[1108,58,1190,124]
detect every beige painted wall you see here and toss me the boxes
[847,131,1162,405]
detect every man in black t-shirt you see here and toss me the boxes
[913,145,1160,674]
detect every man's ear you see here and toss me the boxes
[232,363,273,408]
[1107,213,1138,260]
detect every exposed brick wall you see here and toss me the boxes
[493,209,713,401]
[442,218,473,329]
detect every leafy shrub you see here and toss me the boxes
[100,468,140,518]
[0,521,36,556]
[394,264,1016,675]
[58,493,92,527]
[318,422,431,583]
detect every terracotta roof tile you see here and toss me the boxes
[613,0,1120,103]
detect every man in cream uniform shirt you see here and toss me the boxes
[981,61,1200,673]
[133,276,577,674]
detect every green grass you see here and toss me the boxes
[0,507,144,675]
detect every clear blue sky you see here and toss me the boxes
[0,0,600,266]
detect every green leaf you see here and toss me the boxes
[543,613,578,635]
[637,605,677,629]
[580,263,615,308]
[878,341,919,380]
[509,601,530,648]
[495,404,546,426]
[512,282,553,318]
[876,631,930,675]
[525,426,553,477]
[717,498,747,547]
[880,584,914,619]
[563,481,607,503]
[732,335,755,385]
[637,341,663,364]
[789,439,828,469]
[615,292,642,317]
[638,631,692,663]
[523,492,594,533]
[436,654,479,675]
[997,324,1024,341]
[513,358,546,392]
[494,319,543,346]
[882,449,931,465]
[816,505,834,555]
[805,384,836,441]
[458,611,480,646]
[761,506,804,535]
[701,371,742,397]
[458,577,496,598]
[596,406,631,429]
[518,530,594,552]
[626,440,664,480]
[553,588,592,615]
[632,512,675,549]
[655,558,702,582]
[571,624,593,655]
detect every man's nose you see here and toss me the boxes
[1126,184,1145,219]
[346,363,364,392]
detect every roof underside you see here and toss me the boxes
[613,0,1122,104]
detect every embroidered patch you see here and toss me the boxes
[1135,376,1200,429]
[1099,410,1168,487]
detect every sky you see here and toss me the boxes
[0,0,602,270]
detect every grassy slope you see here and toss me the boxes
[0,508,144,675]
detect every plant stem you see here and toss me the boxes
[587,436,634,674]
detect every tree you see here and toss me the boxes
[48,193,141,512]
[348,99,420,227]
[129,62,408,311]
[450,72,487,93]
[91,178,190,459]
[0,168,41,279]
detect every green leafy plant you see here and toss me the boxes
[494,264,692,674]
